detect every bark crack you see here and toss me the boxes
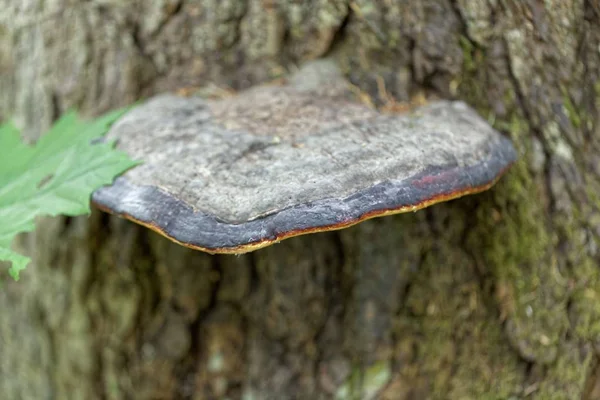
[175,254,223,399]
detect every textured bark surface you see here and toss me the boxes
[1,1,599,399]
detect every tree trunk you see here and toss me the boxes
[1,1,599,399]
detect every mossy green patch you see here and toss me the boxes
[535,342,594,399]
[561,88,582,128]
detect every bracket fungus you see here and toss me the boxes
[93,61,517,254]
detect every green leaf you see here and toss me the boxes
[0,108,138,280]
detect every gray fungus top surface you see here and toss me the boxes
[93,61,516,251]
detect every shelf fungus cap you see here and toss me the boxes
[93,61,517,254]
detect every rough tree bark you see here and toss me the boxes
[1,1,599,399]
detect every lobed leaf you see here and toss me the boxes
[0,108,138,280]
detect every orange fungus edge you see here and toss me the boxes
[93,169,509,255]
